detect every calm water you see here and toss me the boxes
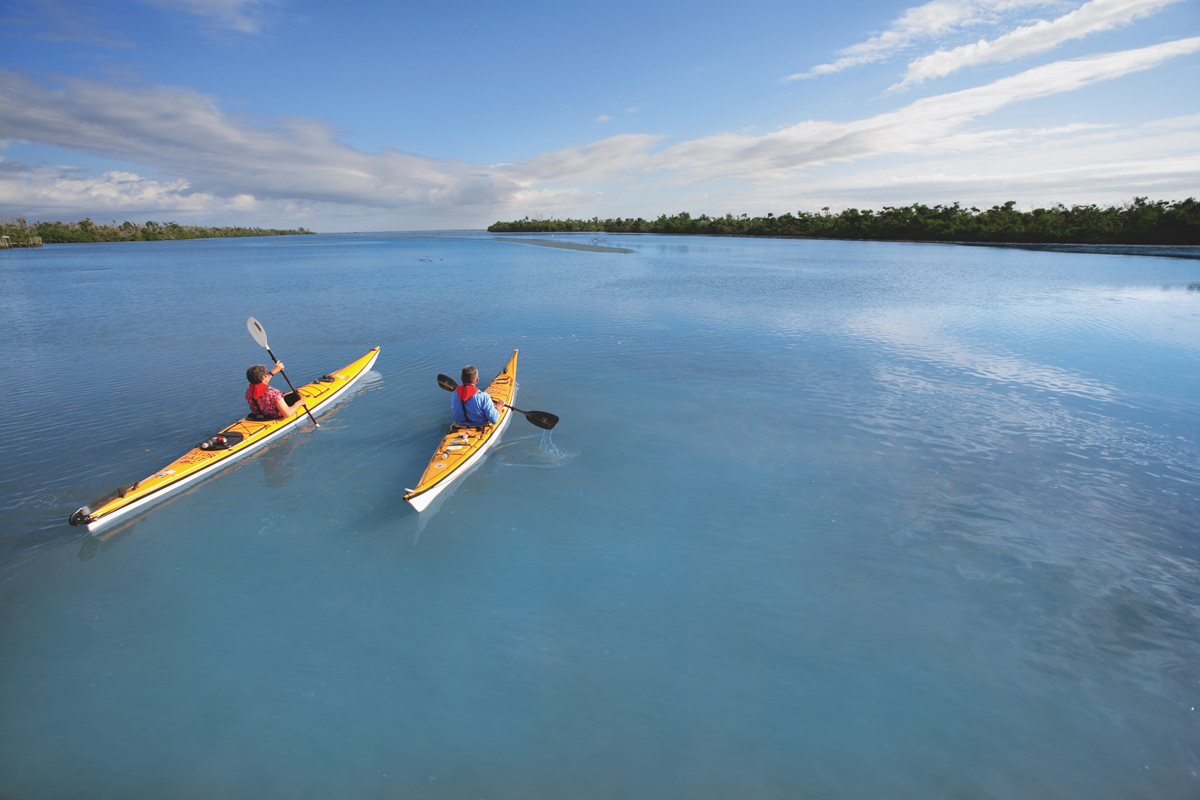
[1,233,1198,798]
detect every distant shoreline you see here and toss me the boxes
[489,198,1200,248]
[0,218,315,245]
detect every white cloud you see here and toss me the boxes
[0,71,525,211]
[895,0,1185,88]
[0,38,1197,227]
[785,0,1049,80]
[595,114,612,122]
[813,155,1200,205]
[669,37,1200,182]
[502,134,661,184]
[749,113,1200,210]
[0,162,267,215]
[144,0,278,34]
[1141,112,1200,131]
[0,163,276,220]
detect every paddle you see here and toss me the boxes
[246,317,320,427]
[437,374,559,430]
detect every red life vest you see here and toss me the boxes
[248,382,273,415]
[455,384,481,424]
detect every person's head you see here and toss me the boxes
[461,365,479,385]
[247,364,270,384]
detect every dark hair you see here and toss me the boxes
[461,365,478,384]
[247,364,269,383]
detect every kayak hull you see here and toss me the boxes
[71,347,380,533]
[404,410,513,513]
[404,350,518,512]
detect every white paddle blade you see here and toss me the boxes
[247,317,270,349]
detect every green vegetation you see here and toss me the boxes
[0,217,315,244]
[490,198,1200,245]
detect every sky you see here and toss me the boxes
[1,0,1198,230]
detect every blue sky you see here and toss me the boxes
[1,0,1197,230]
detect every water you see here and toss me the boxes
[1,233,1198,798]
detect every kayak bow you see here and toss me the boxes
[69,347,380,533]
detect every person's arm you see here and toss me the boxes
[275,391,300,418]
[478,392,501,424]
[259,361,287,413]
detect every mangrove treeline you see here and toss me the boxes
[489,198,1200,245]
[0,218,315,244]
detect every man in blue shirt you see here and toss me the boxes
[452,365,506,427]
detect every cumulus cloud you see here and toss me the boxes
[1,38,1197,226]
[785,0,1048,80]
[0,71,527,211]
[0,163,257,214]
[895,0,1185,88]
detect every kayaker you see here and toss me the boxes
[452,365,505,427]
[245,362,303,419]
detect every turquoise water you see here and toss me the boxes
[1,233,1198,798]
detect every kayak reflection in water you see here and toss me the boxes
[452,365,506,427]
[245,362,303,419]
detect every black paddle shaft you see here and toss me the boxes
[265,347,299,393]
[266,347,319,427]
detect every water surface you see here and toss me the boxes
[1,233,1198,798]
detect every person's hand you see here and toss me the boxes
[272,361,284,374]
[495,399,506,409]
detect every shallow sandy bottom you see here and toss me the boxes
[393,234,633,253]
[496,237,633,253]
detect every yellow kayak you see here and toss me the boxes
[69,347,380,533]
[404,350,518,512]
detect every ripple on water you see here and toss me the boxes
[490,431,580,470]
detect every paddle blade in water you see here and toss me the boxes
[247,317,270,349]
[517,409,559,430]
[437,374,458,392]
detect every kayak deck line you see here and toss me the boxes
[404,350,518,512]
[70,347,380,533]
